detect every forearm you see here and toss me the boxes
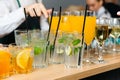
[0,8,25,37]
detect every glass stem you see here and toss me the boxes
[113,38,116,51]
[98,43,104,63]
[86,45,90,62]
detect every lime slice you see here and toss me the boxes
[34,46,43,55]
[56,49,64,54]
[65,46,72,56]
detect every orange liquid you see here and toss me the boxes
[51,16,59,32]
[13,56,33,74]
[0,50,11,79]
[84,16,96,45]
[51,16,96,45]
[59,16,73,32]
[70,16,83,33]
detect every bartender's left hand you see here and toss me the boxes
[25,3,51,18]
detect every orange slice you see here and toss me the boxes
[16,48,31,69]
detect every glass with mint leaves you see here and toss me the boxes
[50,31,65,64]
[59,32,82,68]
[29,30,48,68]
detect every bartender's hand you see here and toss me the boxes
[25,3,51,18]
[117,11,120,16]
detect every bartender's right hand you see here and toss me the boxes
[25,3,51,18]
[117,11,120,16]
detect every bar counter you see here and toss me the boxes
[4,53,120,80]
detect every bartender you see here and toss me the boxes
[0,0,50,44]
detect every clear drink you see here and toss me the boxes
[51,43,65,64]
[14,30,29,47]
[65,46,81,68]
[29,30,48,68]
[32,40,48,68]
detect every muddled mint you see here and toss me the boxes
[72,39,81,46]
[74,47,82,55]
[50,44,54,51]
[58,38,66,43]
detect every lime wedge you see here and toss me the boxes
[34,46,43,55]
[56,49,64,54]
[65,46,72,56]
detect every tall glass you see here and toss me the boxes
[29,30,48,68]
[95,18,109,63]
[71,11,96,63]
[109,18,120,52]
[50,31,65,64]
[83,11,96,63]
[14,30,29,47]
[64,32,82,68]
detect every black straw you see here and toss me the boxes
[78,5,88,66]
[44,8,54,62]
[53,6,62,48]
[33,8,41,30]
[47,8,54,41]
[33,8,38,16]
[23,8,29,41]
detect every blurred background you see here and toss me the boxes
[43,0,120,10]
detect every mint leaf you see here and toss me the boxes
[50,45,54,51]
[58,38,65,43]
[72,39,81,46]
[74,47,79,55]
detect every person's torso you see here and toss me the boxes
[97,6,111,18]
[0,0,41,44]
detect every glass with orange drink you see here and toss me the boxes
[9,45,33,74]
[69,10,96,63]
[0,46,11,79]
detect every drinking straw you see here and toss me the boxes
[45,8,54,61]
[33,8,41,30]
[78,5,88,66]
[33,8,38,16]
[53,6,62,49]
[23,8,29,41]
[47,8,54,41]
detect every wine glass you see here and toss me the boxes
[109,18,120,52]
[95,18,109,63]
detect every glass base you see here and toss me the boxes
[93,60,107,64]
[0,73,9,79]
[65,65,80,68]
[33,64,47,68]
